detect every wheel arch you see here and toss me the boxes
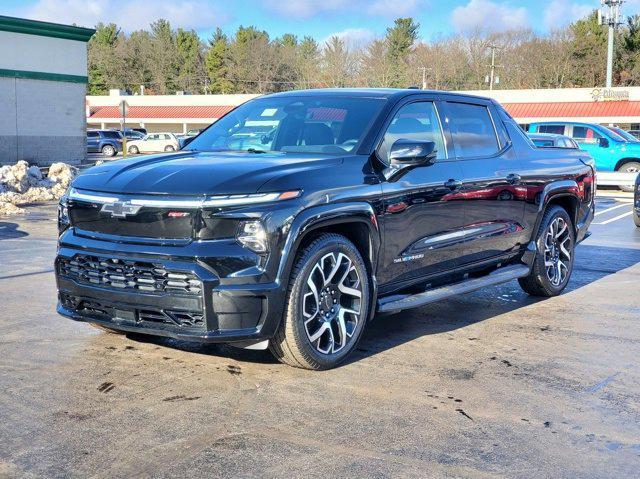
[535,180,581,236]
[614,158,640,171]
[276,203,381,319]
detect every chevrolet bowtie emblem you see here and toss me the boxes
[100,201,143,218]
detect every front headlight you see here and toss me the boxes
[58,194,70,233]
[236,220,268,253]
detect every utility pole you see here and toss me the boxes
[418,67,428,90]
[485,45,501,90]
[599,0,624,88]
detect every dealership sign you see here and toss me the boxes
[590,88,630,102]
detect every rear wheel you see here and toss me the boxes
[164,145,175,152]
[101,144,116,157]
[634,210,640,227]
[128,145,139,154]
[269,233,370,370]
[519,205,575,297]
[617,162,640,192]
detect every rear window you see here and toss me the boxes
[538,125,564,135]
[446,102,500,158]
[532,139,554,147]
[538,124,565,135]
[102,131,122,139]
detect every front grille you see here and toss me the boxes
[58,254,202,295]
[60,294,205,329]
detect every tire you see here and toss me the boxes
[519,205,575,297]
[634,211,640,227]
[164,145,175,152]
[128,145,139,154]
[617,162,640,192]
[101,144,116,157]
[269,233,371,370]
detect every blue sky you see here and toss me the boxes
[2,0,639,44]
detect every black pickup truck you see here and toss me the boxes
[56,89,595,369]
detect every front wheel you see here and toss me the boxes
[618,162,640,192]
[101,144,116,157]
[519,205,575,297]
[269,233,370,370]
[634,210,640,227]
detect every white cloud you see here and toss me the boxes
[451,0,529,33]
[10,0,231,31]
[543,2,593,30]
[322,28,376,49]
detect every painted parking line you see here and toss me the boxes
[592,210,634,225]
[594,203,633,216]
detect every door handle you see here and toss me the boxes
[506,173,521,185]
[444,179,463,190]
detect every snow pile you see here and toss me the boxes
[0,161,77,216]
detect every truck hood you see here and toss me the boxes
[72,151,344,196]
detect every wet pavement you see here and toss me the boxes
[1,193,639,478]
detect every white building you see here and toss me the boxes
[0,15,94,166]
[87,90,258,134]
[87,86,640,134]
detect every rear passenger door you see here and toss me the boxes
[87,131,99,152]
[378,99,466,290]
[440,99,527,269]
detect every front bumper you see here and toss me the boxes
[55,232,285,345]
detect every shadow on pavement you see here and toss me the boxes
[114,244,640,368]
[0,222,29,240]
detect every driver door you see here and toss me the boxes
[143,134,160,152]
[378,100,466,290]
[569,125,608,165]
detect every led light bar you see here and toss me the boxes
[68,188,301,208]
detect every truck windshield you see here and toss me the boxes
[185,96,386,155]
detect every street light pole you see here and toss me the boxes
[485,45,501,90]
[600,0,624,88]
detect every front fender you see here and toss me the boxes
[276,202,381,291]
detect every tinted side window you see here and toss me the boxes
[378,102,446,163]
[102,131,121,139]
[538,124,565,135]
[87,132,99,138]
[572,126,602,145]
[447,102,499,158]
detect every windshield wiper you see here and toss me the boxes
[246,148,268,154]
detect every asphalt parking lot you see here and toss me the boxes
[1,192,639,478]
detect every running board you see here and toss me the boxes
[377,264,531,313]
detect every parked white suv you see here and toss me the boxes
[127,133,180,154]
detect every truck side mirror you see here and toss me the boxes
[389,139,437,166]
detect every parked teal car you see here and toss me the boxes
[528,121,640,191]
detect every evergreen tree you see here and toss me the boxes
[205,28,234,93]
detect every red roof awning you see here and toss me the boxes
[89,105,235,119]
[88,100,640,122]
[503,101,640,119]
